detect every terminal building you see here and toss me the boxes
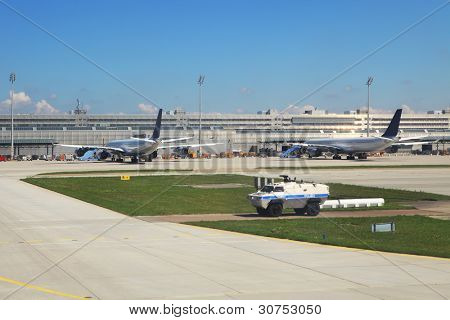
[0,108,449,156]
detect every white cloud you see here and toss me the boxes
[137,103,158,114]
[239,87,251,95]
[0,91,32,108]
[350,105,414,115]
[359,106,414,114]
[358,106,392,114]
[35,99,59,114]
[400,104,415,114]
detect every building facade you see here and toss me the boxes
[0,109,449,155]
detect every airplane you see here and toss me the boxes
[281,108,436,160]
[57,109,219,163]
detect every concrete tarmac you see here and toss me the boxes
[2,155,450,195]
[0,157,449,299]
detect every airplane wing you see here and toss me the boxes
[399,135,430,142]
[394,140,438,146]
[129,137,155,143]
[161,137,193,143]
[130,136,193,143]
[55,144,125,153]
[157,143,222,149]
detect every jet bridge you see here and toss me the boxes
[0,139,56,157]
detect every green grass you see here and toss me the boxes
[187,216,450,258]
[258,164,450,170]
[23,174,450,216]
[326,183,450,210]
[24,174,255,216]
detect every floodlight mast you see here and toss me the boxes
[197,75,205,157]
[9,72,16,160]
[366,76,374,137]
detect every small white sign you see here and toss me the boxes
[372,222,395,232]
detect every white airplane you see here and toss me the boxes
[58,109,219,162]
[281,109,437,159]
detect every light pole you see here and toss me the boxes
[197,75,205,158]
[366,76,374,137]
[9,72,16,159]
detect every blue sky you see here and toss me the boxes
[0,0,449,114]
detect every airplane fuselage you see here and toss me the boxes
[305,136,397,154]
[105,139,159,156]
[280,108,404,159]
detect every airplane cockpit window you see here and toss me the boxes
[274,186,284,192]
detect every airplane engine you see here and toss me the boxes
[98,150,110,160]
[145,150,158,162]
[75,147,90,157]
[385,145,399,153]
[307,147,322,158]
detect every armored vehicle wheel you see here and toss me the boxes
[306,202,320,216]
[294,207,306,215]
[256,207,267,215]
[267,203,283,217]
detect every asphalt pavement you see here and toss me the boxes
[0,157,449,299]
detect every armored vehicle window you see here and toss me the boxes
[274,186,284,192]
[261,185,274,192]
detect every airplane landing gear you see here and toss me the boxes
[347,155,356,160]
[357,153,368,160]
[131,156,139,163]
[332,154,342,160]
[111,155,124,163]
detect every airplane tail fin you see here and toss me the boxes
[151,109,163,139]
[382,108,402,138]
